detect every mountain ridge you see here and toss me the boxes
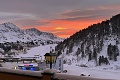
[0,22,63,43]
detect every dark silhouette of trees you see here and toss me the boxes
[57,50,62,56]
[88,52,92,61]
[98,56,102,66]
[3,45,11,52]
[98,56,110,66]
[107,44,119,61]
[76,48,81,56]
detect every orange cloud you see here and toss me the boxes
[25,18,104,38]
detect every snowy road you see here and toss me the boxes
[64,64,120,80]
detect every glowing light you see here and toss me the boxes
[55,27,67,30]
[22,67,26,70]
[14,67,17,69]
[24,64,33,66]
[30,67,35,71]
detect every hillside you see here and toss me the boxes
[55,14,120,69]
[0,22,63,43]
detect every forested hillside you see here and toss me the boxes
[55,14,120,66]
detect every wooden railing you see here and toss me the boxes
[0,67,113,80]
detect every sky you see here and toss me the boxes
[0,0,120,38]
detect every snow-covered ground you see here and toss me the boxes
[18,44,57,60]
[64,64,120,80]
[1,44,120,80]
[1,44,57,68]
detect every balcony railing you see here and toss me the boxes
[0,67,112,80]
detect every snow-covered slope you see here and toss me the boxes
[25,28,63,42]
[0,22,63,43]
[55,13,120,71]
[18,44,57,59]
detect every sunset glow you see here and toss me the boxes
[25,18,105,38]
[0,0,120,38]
[55,27,67,30]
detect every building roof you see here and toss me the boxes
[44,53,57,56]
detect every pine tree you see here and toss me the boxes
[57,50,62,56]
[93,48,97,59]
[66,49,69,55]
[116,45,119,56]
[98,56,102,66]
[113,45,117,61]
[93,48,97,65]
[81,51,84,59]
[107,44,111,57]
[88,52,92,61]
[68,43,74,53]
[75,48,81,62]
[76,48,81,56]
[107,44,113,60]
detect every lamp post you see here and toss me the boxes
[44,53,57,69]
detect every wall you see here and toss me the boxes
[0,72,41,80]
[0,68,111,80]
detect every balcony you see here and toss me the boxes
[0,67,111,80]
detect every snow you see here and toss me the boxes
[1,44,120,80]
[18,44,57,60]
[1,44,57,68]
[0,22,63,42]
[64,64,120,80]
[61,36,120,80]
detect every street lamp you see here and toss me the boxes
[44,53,57,69]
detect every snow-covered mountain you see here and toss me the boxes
[25,28,62,41]
[0,22,63,43]
[55,14,120,69]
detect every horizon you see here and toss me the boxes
[0,0,120,38]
